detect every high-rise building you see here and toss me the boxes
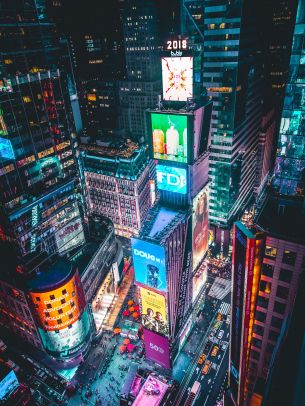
[181,1,267,232]
[273,0,305,196]
[0,0,85,259]
[228,196,305,405]
[118,0,161,141]
[78,141,153,238]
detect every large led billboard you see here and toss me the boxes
[152,113,187,163]
[140,287,168,336]
[156,164,187,195]
[192,185,209,271]
[0,137,14,160]
[143,329,171,370]
[132,238,167,291]
[192,262,208,303]
[162,56,193,101]
[0,370,19,401]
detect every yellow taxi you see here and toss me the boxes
[211,345,219,357]
[197,353,207,365]
[217,313,223,321]
[202,360,211,375]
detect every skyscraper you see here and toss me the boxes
[0,0,85,260]
[118,0,161,141]
[273,0,305,196]
[182,0,265,232]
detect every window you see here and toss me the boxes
[261,263,274,278]
[72,291,75,297]
[265,246,277,259]
[62,289,67,295]
[61,299,66,304]
[71,301,75,307]
[271,316,282,329]
[58,309,63,315]
[23,96,31,103]
[44,321,48,326]
[36,297,41,302]
[260,280,271,294]
[273,301,286,314]
[69,313,73,319]
[268,330,279,341]
[45,312,50,317]
[50,294,55,300]
[257,295,269,309]
[276,285,289,300]
[250,350,260,360]
[253,324,264,336]
[58,319,62,324]
[256,311,266,323]
[251,338,262,349]
[279,268,292,283]
[46,303,52,309]
[282,250,296,266]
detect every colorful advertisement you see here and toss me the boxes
[143,329,171,370]
[192,262,208,303]
[162,56,193,101]
[0,370,19,401]
[0,137,14,160]
[156,164,187,195]
[152,113,187,163]
[132,238,167,291]
[192,186,209,271]
[140,287,169,336]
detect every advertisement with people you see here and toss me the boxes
[140,287,169,336]
[156,164,187,195]
[161,56,193,102]
[151,112,188,163]
[143,329,171,370]
[131,238,167,291]
[192,185,209,271]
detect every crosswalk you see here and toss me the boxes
[219,302,231,316]
[208,277,231,300]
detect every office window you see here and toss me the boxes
[276,285,289,300]
[256,311,266,323]
[253,324,264,336]
[282,250,296,266]
[251,338,262,349]
[45,312,50,317]
[46,303,52,309]
[268,330,279,341]
[61,299,66,304]
[69,313,73,319]
[260,280,271,294]
[58,319,62,324]
[58,309,63,315]
[261,263,274,278]
[265,246,277,259]
[257,295,269,309]
[50,294,55,300]
[62,289,67,295]
[250,349,260,360]
[271,316,282,329]
[279,268,293,283]
[273,301,286,314]
[36,297,41,302]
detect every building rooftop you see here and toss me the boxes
[256,195,305,244]
[79,140,140,159]
[69,241,100,277]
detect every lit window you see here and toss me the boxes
[23,96,31,103]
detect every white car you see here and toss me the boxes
[221,342,228,351]
[217,330,224,339]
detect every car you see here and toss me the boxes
[197,354,206,365]
[213,321,222,330]
[221,342,228,351]
[202,360,211,375]
[216,313,223,321]
[211,346,219,357]
[226,315,230,324]
[217,330,224,339]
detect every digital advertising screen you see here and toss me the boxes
[156,164,187,195]
[192,262,208,303]
[152,113,188,163]
[131,238,167,291]
[0,137,14,160]
[162,56,193,101]
[143,329,171,370]
[29,273,86,332]
[192,185,209,271]
[0,370,19,401]
[38,309,91,358]
[140,287,168,337]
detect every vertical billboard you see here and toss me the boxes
[192,185,209,271]
[140,287,169,336]
[156,164,187,195]
[151,113,188,163]
[131,238,167,291]
[230,222,258,406]
[143,329,171,369]
[161,56,193,101]
[0,370,19,401]
[192,262,208,303]
[29,273,91,358]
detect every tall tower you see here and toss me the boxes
[182,0,265,233]
[273,0,305,196]
[118,0,161,141]
[0,0,85,260]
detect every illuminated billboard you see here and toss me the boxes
[0,137,14,160]
[132,238,167,291]
[29,272,91,358]
[140,287,168,336]
[152,113,187,163]
[156,164,187,195]
[192,185,209,271]
[0,370,19,401]
[192,262,208,303]
[162,56,193,101]
[143,329,171,370]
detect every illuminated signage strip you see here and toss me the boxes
[38,147,54,159]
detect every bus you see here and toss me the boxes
[185,381,201,406]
